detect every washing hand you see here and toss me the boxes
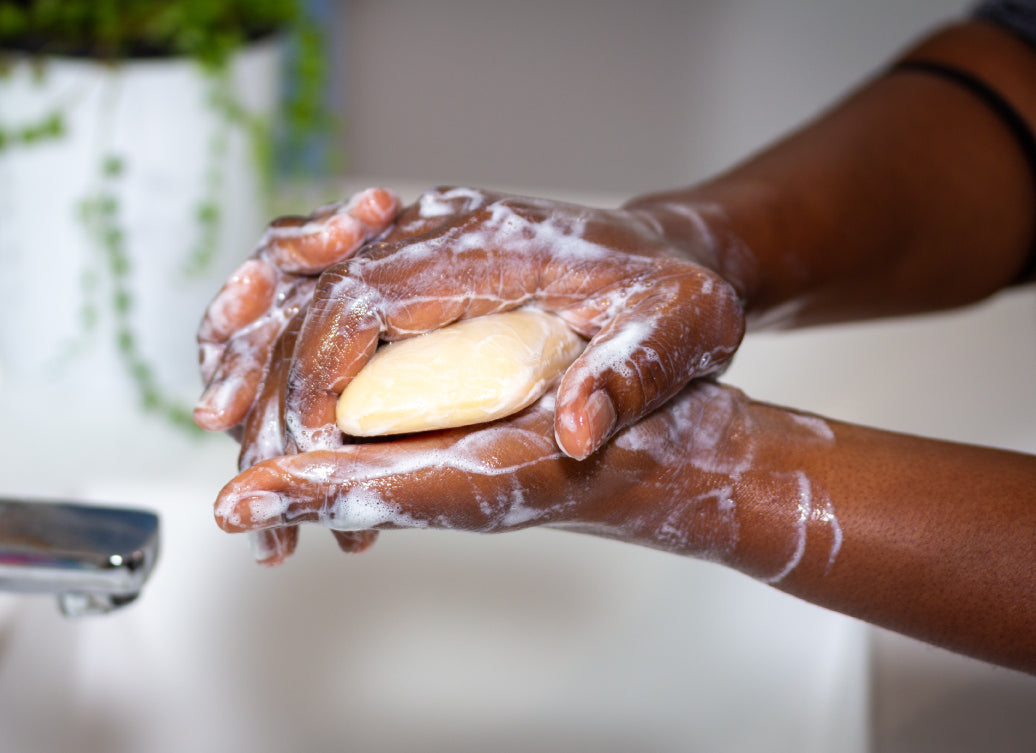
[273,186,750,461]
[214,379,843,584]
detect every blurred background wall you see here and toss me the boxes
[334,0,966,195]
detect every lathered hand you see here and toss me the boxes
[281,186,749,461]
[215,380,842,585]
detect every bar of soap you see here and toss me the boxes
[336,308,585,436]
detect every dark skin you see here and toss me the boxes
[635,21,1036,325]
[196,20,1036,672]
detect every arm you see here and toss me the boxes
[740,410,1036,673]
[212,382,1036,673]
[626,20,1036,328]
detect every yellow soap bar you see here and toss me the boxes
[336,308,585,436]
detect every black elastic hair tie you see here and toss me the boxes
[891,59,1036,283]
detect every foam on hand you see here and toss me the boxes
[336,308,585,436]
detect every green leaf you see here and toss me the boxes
[102,155,124,177]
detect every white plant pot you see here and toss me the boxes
[0,39,282,421]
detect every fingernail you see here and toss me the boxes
[215,490,285,532]
[333,529,379,554]
[250,529,297,566]
[207,259,276,340]
[349,187,399,227]
[560,389,617,460]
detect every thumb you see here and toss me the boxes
[553,265,744,459]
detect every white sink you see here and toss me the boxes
[0,393,867,753]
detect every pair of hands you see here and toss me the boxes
[194,186,757,565]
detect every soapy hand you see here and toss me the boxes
[214,380,842,584]
[275,186,749,461]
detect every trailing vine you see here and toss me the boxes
[0,108,63,149]
[78,152,197,431]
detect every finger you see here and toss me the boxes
[332,529,380,554]
[252,187,472,435]
[262,188,401,275]
[234,314,305,565]
[197,259,278,387]
[214,404,567,534]
[194,318,283,431]
[249,527,299,566]
[237,308,303,466]
[338,186,400,229]
[553,264,745,459]
[194,278,315,432]
[381,186,496,242]
[199,259,278,346]
[278,195,605,448]
[283,269,384,450]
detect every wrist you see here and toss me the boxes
[627,20,1036,332]
[685,393,844,583]
[728,462,844,586]
[622,189,765,308]
[625,177,822,328]
[603,383,843,580]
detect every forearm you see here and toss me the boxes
[725,403,1036,673]
[627,20,1036,328]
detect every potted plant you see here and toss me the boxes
[0,0,332,431]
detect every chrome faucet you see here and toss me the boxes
[0,497,160,617]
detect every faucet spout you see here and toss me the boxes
[0,498,160,617]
